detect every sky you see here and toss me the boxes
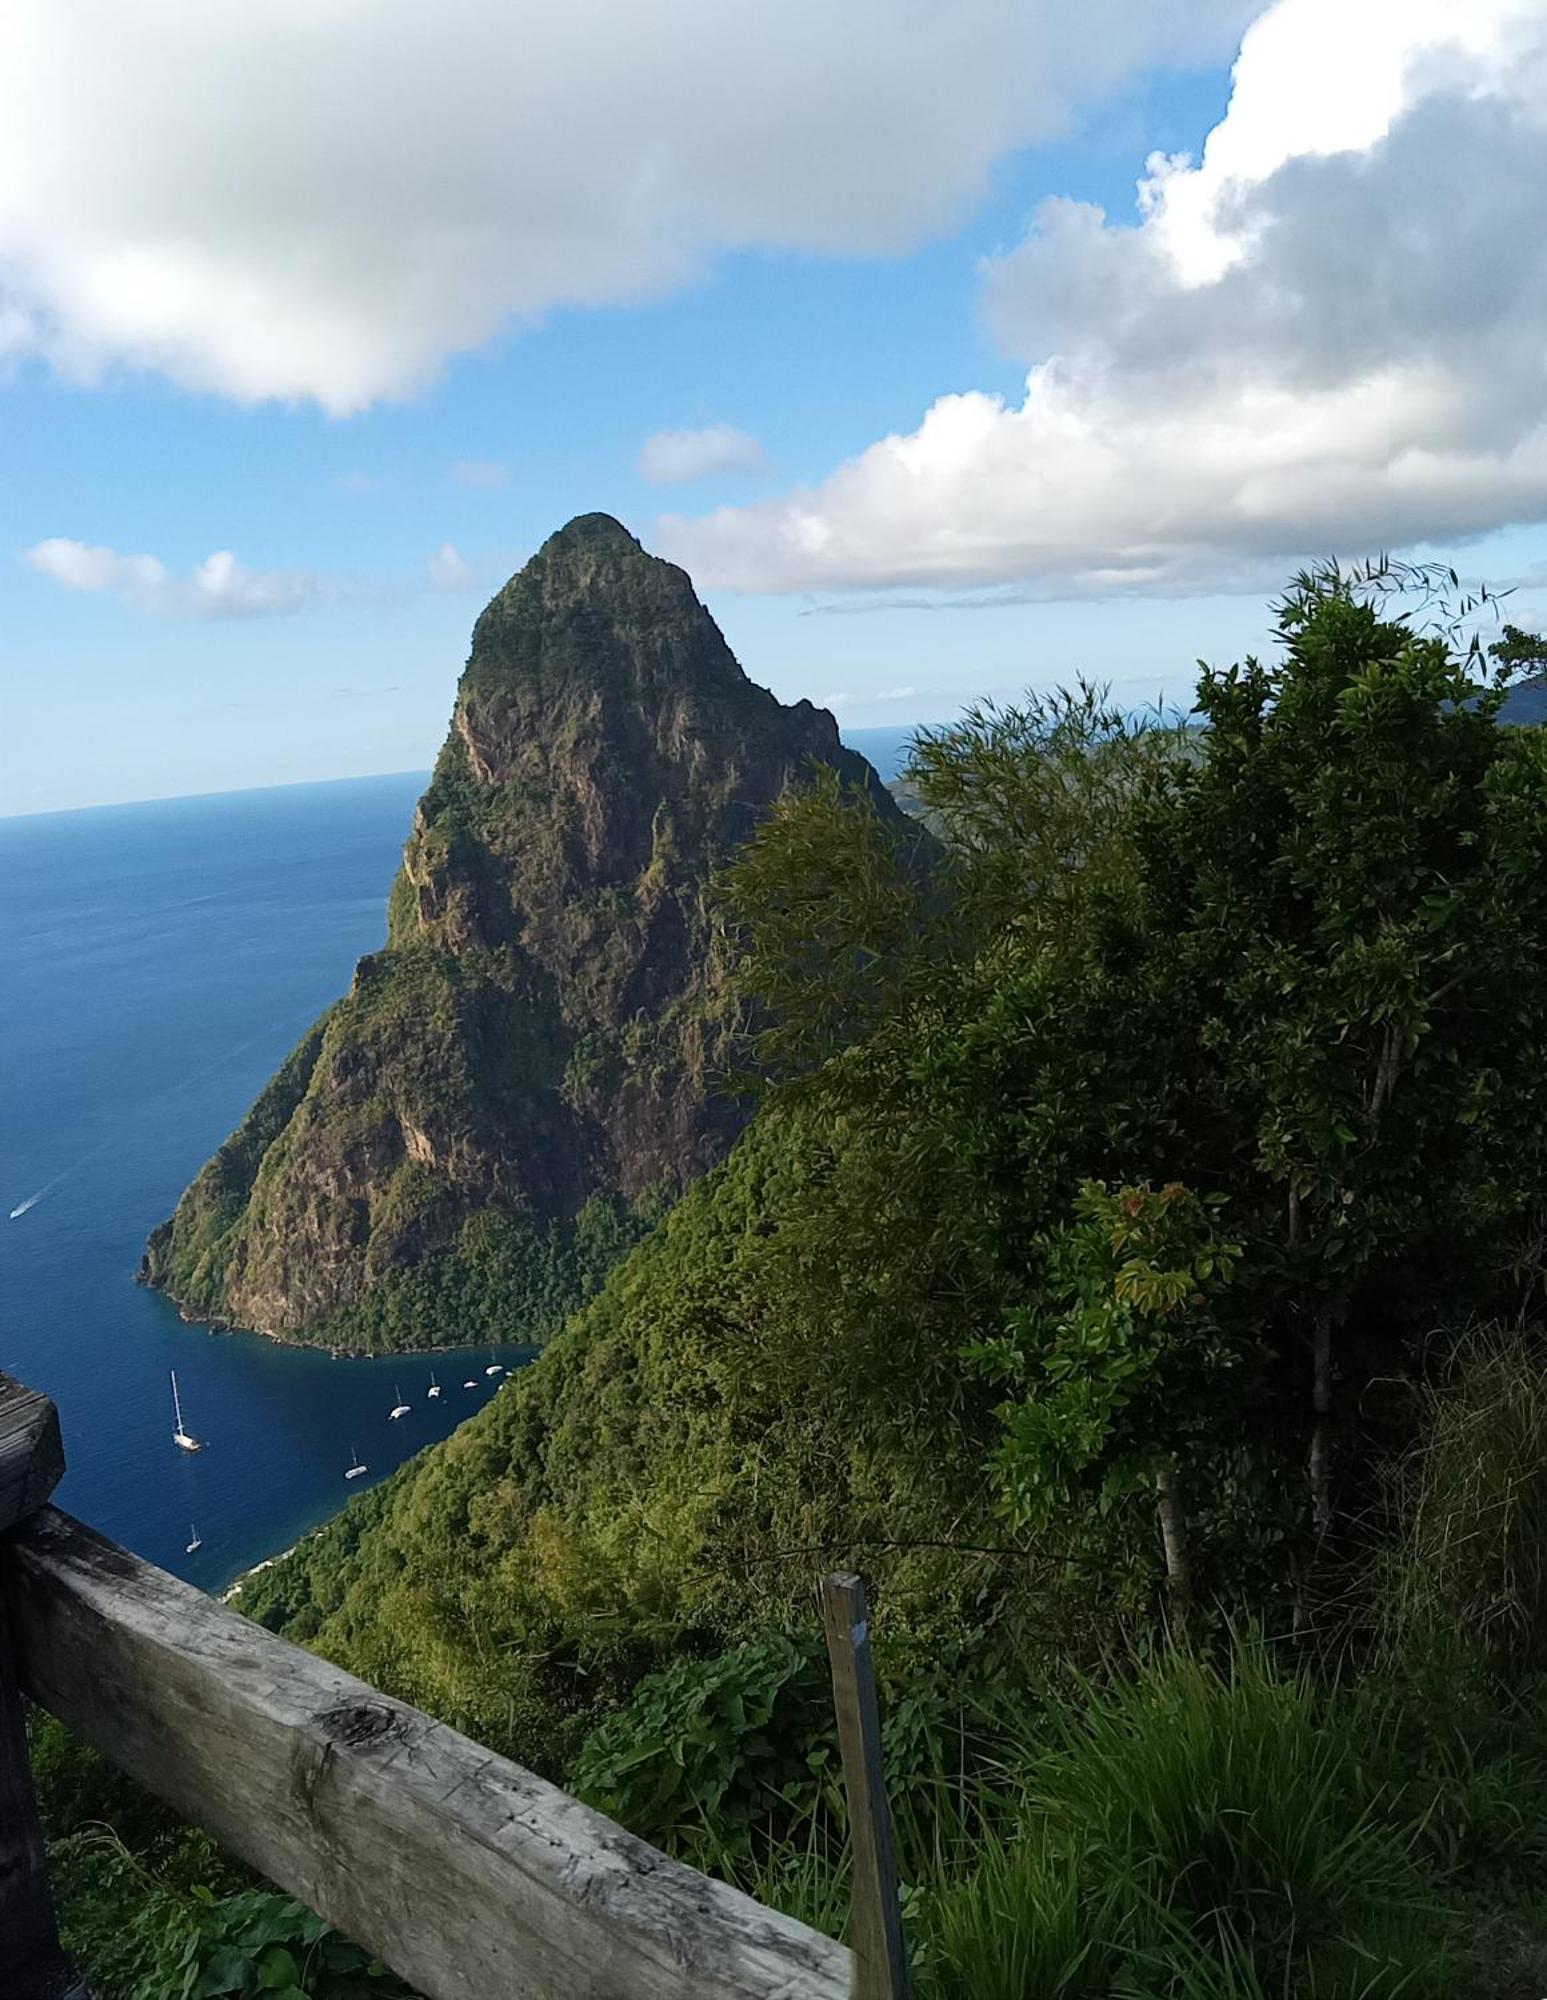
[4,0,1547,815]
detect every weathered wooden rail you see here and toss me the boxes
[0,1372,854,2000]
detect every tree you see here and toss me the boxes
[1489,623,1547,679]
[726,566,1547,1596]
[967,1181,1240,1608]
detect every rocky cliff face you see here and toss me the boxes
[143,513,899,1349]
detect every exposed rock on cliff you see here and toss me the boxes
[143,513,899,1349]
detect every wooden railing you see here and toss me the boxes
[0,1372,854,2000]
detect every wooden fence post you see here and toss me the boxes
[0,1373,87,2000]
[820,1572,910,2000]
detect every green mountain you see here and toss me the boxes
[233,1101,986,1767]
[142,513,899,1351]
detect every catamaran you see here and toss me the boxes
[427,1371,442,1399]
[185,1524,202,1554]
[345,1445,368,1480]
[170,1370,202,1452]
[388,1384,411,1419]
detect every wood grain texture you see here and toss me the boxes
[0,1374,65,1533]
[821,1574,909,2000]
[6,1508,852,2000]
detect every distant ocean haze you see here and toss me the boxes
[838,725,920,784]
[0,732,903,1586]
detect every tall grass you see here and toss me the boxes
[1383,1327,1547,1681]
[916,1645,1446,1998]
[717,1643,1455,1998]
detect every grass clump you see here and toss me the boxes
[1384,1329,1547,1681]
[905,1647,1449,1999]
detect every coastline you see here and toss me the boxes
[222,1535,306,1603]
[141,1270,543,1364]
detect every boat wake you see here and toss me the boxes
[6,1007,322,1224]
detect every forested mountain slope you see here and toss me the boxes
[143,514,899,1351]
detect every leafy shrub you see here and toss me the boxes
[50,1827,411,2000]
[570,1633,835,1862]
[33,1717,413,2000]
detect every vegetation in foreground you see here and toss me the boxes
[46,571,1547,1996]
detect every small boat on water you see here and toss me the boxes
[345,1445,368,1480]
[463,1379,477,1389]
[185,1524,202,1554]
[427,1371,442,1399]
[170,1370,202,1452]
[484,1352,504,1377]
[388,1384,411,1420]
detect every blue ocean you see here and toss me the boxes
[0,733,912,1594]
[0,772,539,1591]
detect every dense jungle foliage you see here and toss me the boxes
[51,570,1547,1996]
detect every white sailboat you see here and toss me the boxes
[388,1383,411,1419]
[185,1523,202,1554]
[427,1371,442,1399]
[345,1444,368,1480]
[484,1351,504,1377]
[170,1370,202,1452]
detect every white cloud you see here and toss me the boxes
[662,0,1547,598]
[451,460,510,488]
[639,425,767,485]
[23,538,325,617]
[427,541,476,589]
[0,3,1252,412]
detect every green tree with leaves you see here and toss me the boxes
[1488,622,1547,679]
[726,564,1547,1595]
[968,1181,1240,1606]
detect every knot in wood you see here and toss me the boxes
[318,1700,402,1749]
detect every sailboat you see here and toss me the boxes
[484,1350,504,1377]
[427,1371,442,1399]
[170,1370,202,1452]
[388,1384,411,1419]
[185,1524,202,1554]
[345,1445,368,1480]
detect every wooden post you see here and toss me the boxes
[0,1373,85,2000]
[820,1573,910,2000]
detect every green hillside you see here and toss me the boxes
[204,571,1547,1995]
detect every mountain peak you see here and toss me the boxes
[470,512,737,713]
[144,524,904,1353]
[541,511,640,555]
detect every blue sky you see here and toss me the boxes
[3,1,1545,814]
